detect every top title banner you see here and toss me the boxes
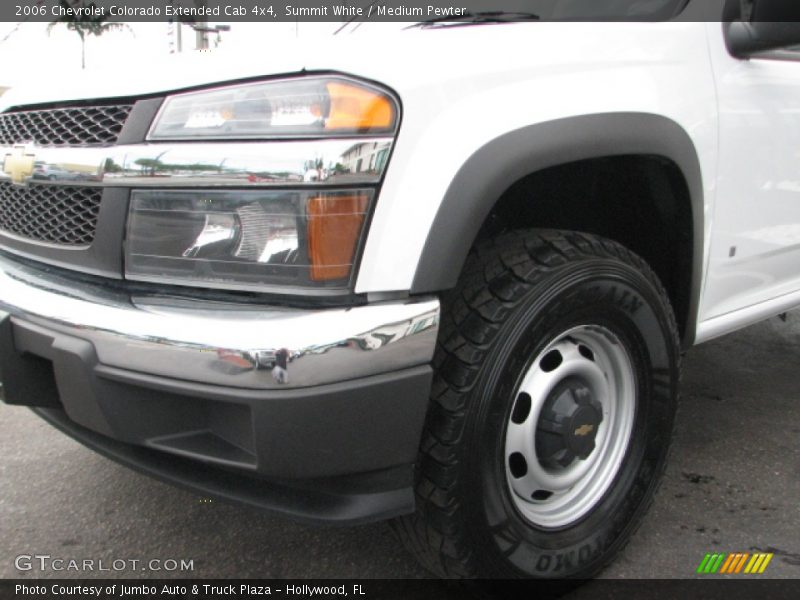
[8,1,520,22]
[1,0,730,23]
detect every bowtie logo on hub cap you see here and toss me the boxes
[535,378,604,469]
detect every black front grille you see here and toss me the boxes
[0,182,102,246]
[0,105,132,146]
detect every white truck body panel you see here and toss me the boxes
[700,24,800,327]
[2,20,798,345]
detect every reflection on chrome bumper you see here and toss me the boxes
[0,253,439,389]
[0,138,392,188]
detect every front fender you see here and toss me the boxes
[409,113,705,346]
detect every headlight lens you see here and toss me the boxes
[149,76,398,140]
[125,189,371,291]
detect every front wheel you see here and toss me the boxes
[394,230,681,579]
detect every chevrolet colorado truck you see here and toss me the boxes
[1,0,800,580]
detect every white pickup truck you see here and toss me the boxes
[1,0,799,580]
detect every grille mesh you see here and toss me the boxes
[0,182,102,246]
[0,105,132,146]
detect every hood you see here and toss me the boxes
[0,22,410,110]
[1,40,309,110]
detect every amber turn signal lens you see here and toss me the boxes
[325,82,396,132]
[307,193,370,281]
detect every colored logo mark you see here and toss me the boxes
[696,552,773,574]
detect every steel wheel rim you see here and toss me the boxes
[504,324,636,529]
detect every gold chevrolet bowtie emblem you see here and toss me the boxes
[574,424,595,437]
[3,145,35,185]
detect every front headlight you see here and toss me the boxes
[129,75,397,294]
[149,76,399,140]
[126,189,371,291]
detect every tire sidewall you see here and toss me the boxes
[465,257,679,578]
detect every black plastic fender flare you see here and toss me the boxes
[410,112,704,347]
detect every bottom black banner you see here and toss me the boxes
[3,579,800,600]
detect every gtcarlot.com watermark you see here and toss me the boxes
[14,554,194,573]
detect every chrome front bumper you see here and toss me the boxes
[0,252,439,390]
[0,250,439,513]
[0,253,438,522]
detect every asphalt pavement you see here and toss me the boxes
[1,312,799,584]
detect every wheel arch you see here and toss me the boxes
[410,112,704,348]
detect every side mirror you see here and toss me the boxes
[725,0,800,58]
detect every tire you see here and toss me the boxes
[394,229,681,579]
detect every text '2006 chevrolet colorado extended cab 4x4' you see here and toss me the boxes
[1,0,800,580]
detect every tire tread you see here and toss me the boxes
[392,229,680,578]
